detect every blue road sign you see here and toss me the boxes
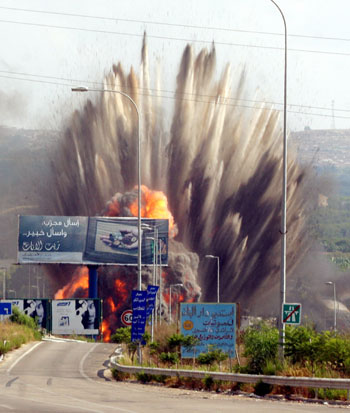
[0,302,12,316]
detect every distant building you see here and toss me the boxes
[290,129,350,168]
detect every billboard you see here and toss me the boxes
[51,299,101,335]
[180,303,236,358]
[0,299,50,330]
[18,215,168,265]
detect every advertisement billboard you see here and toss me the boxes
[18,215,168,265]
[0,299,50,330]
[51,299,101,335]
[180,303,236,358]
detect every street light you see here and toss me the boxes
[72,86,142,291]
[325,281,337,331]
[32,285,40,298]
[146,233,158,341]
[205,255,220,303]
[269,0,288,358]
[0,268,6,299]
[169,283,183,323]
[8,289,16,299]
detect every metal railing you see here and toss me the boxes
[110,356,350,400]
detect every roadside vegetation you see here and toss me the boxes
[111,321,350,401]
[0,307,42,358]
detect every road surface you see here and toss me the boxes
[0,338,348,412]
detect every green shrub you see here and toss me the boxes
[284,325,319,364]
[203,375,214,390]
[0,339,12,355]
[10,307,38,329]
[181,335,199,350]
[136,371,153,383]
[317,388,347,401]
[159,351,179,365]
[197,348,228,367]
[142,331,151,345]
[149,341,160,354]
[153,374,167,383]
[285,326,350,373]
[242,322,279,373]
[197,352,215,365]
[168,333,184,350]
[262,359,280,376]
[111,327,131,344]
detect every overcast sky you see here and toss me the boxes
[0,0,349,132]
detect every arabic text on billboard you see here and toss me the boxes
[18,215,168,265]
[180,303,236,358]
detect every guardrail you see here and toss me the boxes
[110,356,350,400]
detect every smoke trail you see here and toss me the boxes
[48,34,310,315]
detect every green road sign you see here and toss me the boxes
[283,303,301,325]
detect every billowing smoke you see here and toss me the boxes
[46,34,311,332]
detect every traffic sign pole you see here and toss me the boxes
[283,303,301,325]
[121,309,133,326]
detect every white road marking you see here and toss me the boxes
[7,342,42,374]
[79,344,139,413]
[5,340,140,413]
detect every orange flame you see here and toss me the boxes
[115,279,128,308]
[54,266,89,299]
[107,296,116,313]
[102,320,111,342]
[53,185,180,341]
[130,185,178,238]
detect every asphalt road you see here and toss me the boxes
[0,338,349,413]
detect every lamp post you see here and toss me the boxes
[8,289,16,299]
[146,233,157,341]
[325,281,337,331]
[269,0,288,358]
[158,238,163,325]
[1,268,6,299]
[205,255,220,303]
[169,283,183,323]
[72,86,142,292]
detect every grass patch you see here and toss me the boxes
[0,320,40,356]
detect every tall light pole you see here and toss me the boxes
[269,0,288,358]
[1,268,6,299]
[8,289,16,299]
[72,86,142,291]
[205,255,220,303]
[146,233,157,341]
[169,283,183,323]
[325,281,337,331]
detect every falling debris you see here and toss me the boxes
[47,35,310,338]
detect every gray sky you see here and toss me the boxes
[0,0,349,131]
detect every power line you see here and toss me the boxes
[1,73,350,120]
[1,69,350,114]
[0,18,349,57]
[1,5,350,43]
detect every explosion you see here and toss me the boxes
[47,34,310,338]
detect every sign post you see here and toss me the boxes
[180,303,236,358]
[131,291,147,343]
[121,309,133,326]
[283,303,301,325]
[0,302,12,321]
